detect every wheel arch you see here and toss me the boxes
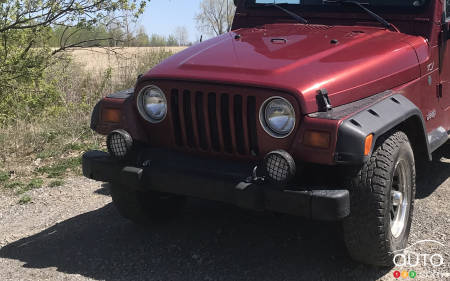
[394,115,431,163]
[335,94,431,164]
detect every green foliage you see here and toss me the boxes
[0,48,174,196]
[19,195,32,204]
[0,171,9,183]
[36,157,82,178]
[16,178,44,194]
[27,178,44,189]
[49,180,65,187]
[49,25,111,48]
[4,181,25,190]
[0,0,151,124]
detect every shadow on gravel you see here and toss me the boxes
[2,145,448,281]
[416,142,450,199]
[94,184,111,196]
[0,199,390,281]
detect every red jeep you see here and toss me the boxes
[82,0,449,266]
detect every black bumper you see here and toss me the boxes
[82,150,350,221]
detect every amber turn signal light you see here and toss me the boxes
[364,134,374,156]
[303,130,330,149]
[102,108,121,123]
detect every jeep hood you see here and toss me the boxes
[144,24,428,114]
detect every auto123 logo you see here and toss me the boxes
[392,240,449,279]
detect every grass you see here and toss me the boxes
[36,157,82,178]
[49,179,65,187]
[19,195,32,204]
[0,171,9,183]
[4,181,25,190]
[27,178,44,189]
[16,178,44,195]
[0,48,178,203]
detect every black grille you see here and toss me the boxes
[170,89,259,156]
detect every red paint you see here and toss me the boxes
[95,1,449,165]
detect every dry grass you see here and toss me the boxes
[64,47,186,88]
[0,47,182,198]
[67,47,186,72]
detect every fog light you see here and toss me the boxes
[107,129,132,158]
[264,150,296,184]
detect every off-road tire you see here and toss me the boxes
[110,184,186,224]
[343,130,416,266]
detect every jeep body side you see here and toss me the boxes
[82,0,450,266]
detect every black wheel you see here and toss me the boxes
[343,130,416,266]
[109,183,186,224]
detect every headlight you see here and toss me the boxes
[260,97,295,138]
[137,85,167,123]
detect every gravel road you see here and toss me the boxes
[0,144,449,281]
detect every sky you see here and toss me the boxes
[139,0,204,43]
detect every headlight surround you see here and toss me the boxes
[137,85,167,123]
[260,97,296,138]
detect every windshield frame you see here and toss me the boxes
[246,0,431,13]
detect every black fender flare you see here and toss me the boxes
[334,94,431,165]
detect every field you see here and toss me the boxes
[0,47,184,202]
[64,46,186,92]
[67,47,186,82]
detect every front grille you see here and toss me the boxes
[170,89,259,156]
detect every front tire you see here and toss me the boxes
[343,131,416,266]
[109,184,186,224]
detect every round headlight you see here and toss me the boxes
[261,97,295,138]
[138,85,167,123]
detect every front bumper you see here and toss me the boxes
[82,150,350,221]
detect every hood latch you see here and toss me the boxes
[316,88,333,112]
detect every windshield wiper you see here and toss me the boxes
[323,0,394,31]
[264,3,308,24]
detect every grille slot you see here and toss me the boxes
[171,88,259,156]
[195,92,208,150]
[233,95,246,155]
[208,93,220,151]
[182,90,195,148]
[220,94,233,153]
[170,90,183,146]
[247,96,259,156]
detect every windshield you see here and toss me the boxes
[251,0,429,8]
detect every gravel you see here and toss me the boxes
[0,145,449,281]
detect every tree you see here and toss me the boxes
[0,0,150,123]
[174,26,189,46]
[166,35,179,46]
[134,26,150,47]
[195,0,235,37]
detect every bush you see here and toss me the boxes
[0,48,176,194]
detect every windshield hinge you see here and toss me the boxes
[316,88,333,112]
